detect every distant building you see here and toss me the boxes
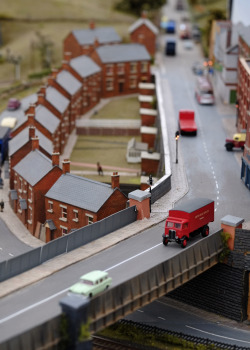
[129,12,159,57]
[61,53,102,115]
[44,169,127,241]
[90,43,151,98]
[63,22,121,58]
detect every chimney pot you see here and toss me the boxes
[89,20,95,30]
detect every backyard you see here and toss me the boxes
[70,95,142,185]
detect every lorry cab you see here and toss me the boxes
[165,218,189,246]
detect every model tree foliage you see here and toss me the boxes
[114,0,165,16]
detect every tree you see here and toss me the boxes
[114,0,165,16]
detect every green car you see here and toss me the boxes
[69,270,112,297]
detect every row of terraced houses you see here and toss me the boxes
[8,15,159,242]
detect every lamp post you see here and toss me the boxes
[175,131,179,164]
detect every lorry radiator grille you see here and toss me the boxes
[169,230,176,239]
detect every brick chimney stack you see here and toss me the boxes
[47,76,55,86]
[52,152,60,167]
[27,114,35,125]
[64,52,72,62]
[89,20,95,30]
[111,172,120,189]
[27,104,36,115]
[29,126,36,139]
[141,10,147,18]
[62,159,70,174]
[62,60,69,70]
[39,86,46,95]
[37,93,45,105]
[52,68,58,78]
[31,136,39,151]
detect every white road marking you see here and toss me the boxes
[8,253,14,257]
[105,243,162,271]
[186,325,250,344]
[0,288,69,324]
[158,317,165,320]
[137,310,144,313]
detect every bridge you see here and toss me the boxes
[61,231,223,337]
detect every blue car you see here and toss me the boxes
[166,20,176,34]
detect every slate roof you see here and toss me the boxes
[9,127,53,156]
[70,55,101,78]
[21,93,38,112]
[45,173,114,212]
[96,44,151,63]
[35,104,60,133]
[56,70,82,95]
[128,18,159,35]
[72,27,121,46]
[13,149,56,186]
[46,86,70,113]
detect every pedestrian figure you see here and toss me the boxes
[0,199,4,212]
[97,162,103,176]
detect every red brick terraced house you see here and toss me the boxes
[11,104,61,154]
[128,13,159,57]
[47,69,82,132]
[61,54,102,115]
[9,125,53,189]
[44,168,127,242]
[239,57,250,190]
[37,85,70,153]
[63,23,121,58]
[11,148,62,237]
[90,43,151,98]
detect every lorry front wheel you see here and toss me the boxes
[163,237,168,246]
[181,238,187,248]
[201,225,209,237]
[226,143,233,151]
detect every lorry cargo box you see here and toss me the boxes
[162,198,214,248]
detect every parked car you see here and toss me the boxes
[184,40,193,50]
[1,116,17,129]
[225,133,246,151]
[7,98,21,111]
[166,20,176,34]
[165,39,176,56]
[69,270,112,298]
[192,61,204,75]
[195,76,215,105]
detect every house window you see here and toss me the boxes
[28,206,32,224]
[18,177,23,193]
[117,63,125,75]
[60,226,68,236]
[60,205,67,221]
[86,214,94,225]
[73,209,79,222]
[28,186,33,203]
[106,78,114,91]
[130,62,137,73]
[141,61,148,73]
[129,76,137,89]
[47,201,53,213]
[106,64,114,75]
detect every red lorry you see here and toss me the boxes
[162,198,214,248]
[179,110,197,135]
